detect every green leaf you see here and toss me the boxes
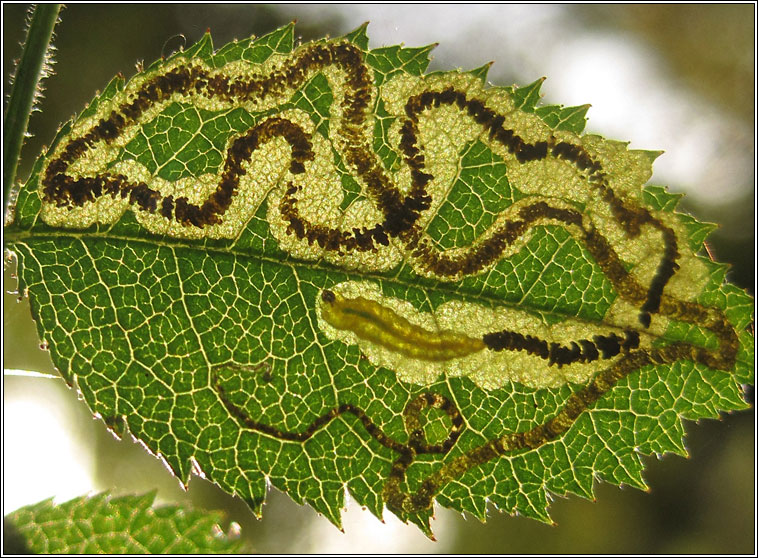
[4,492,243,554]
[4,24,753,537]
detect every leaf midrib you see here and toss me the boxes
[5,226,630,334]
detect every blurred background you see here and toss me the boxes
[3,4,754,553]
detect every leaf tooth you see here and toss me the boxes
[673,214,718,256]
[467,61,494,85]
[515,490,554,525]
[512,77,546,112]
[617,452,648,492]
[345,477,385,523]
[73,72,126,125]
[101,413,127,439]
[406,508,435,539]
[642,184,684,212]
[543,442,596,501]
[568,465,596,500]
[238,477,268,520]
[637,148,665,164]
[700,256,729,289]
[464,496,489,522]
[130,489,159,509]
[305,483,345,531]
[557,103,591,133]
[342,21,370,50]
[437,484,490,522]
[182,30,214,61]
[403,43,438,75]
[719,283,755,330]
[157,449,193,487]
[253,20,296,53]
[535,102,592,133]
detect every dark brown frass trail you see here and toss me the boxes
[483,328,640,367]
[42,42,678,327]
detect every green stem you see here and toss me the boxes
[3,4,61,211]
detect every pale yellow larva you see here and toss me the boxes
[320,290,485,362]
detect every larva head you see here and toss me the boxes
[319,289,355,331]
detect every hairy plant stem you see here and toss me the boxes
[3,3,61,212]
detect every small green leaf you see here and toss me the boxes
[4,492,243,554]
[4,23,752,537]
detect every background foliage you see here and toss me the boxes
[3,4,753,553]
[5,492,242,554]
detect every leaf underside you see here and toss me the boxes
[5,24,753,536]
